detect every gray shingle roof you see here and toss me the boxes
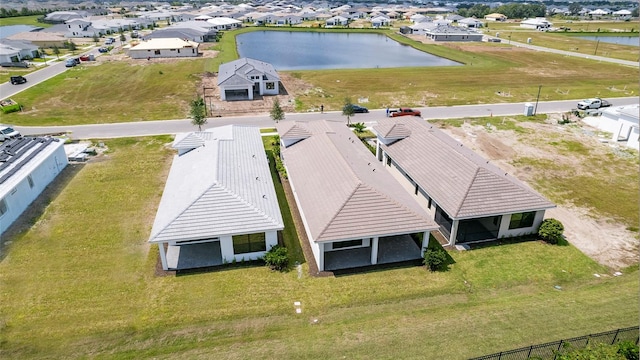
[276,120,437,243]
[374,117,555,219]
[217,57,280,86]
[149,125,283,243]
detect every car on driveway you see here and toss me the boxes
[389,108,421,117]
[350,104,369,113]
[10,75,27,85]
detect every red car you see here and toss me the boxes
[79,55,91,61]
[389,108,421,117]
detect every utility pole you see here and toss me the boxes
[534,85,542,115]
[594,40,600,55]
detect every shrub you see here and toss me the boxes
[423,248,448,272]
[618,341,639,360]
[264,245,289,271]
[539,218,564,245]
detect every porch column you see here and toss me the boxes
[158,243,168,271]
[375,141,381,161]
[449,220,459,247]
[371,237,379,265]
[421,231,430,250]
[318,243,325,272]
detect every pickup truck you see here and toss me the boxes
[389,108,421,117]
[577,98,612,110]
[0,125,20,141]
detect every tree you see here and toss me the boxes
[52,45,60,59]
[39,47,47,64]
[342,97,355,125]
[190,96,207,131]
[65,41,77,52]
[92,34,99,43]
[568,3,582,15]
[270,98,285,123]
[538,218,564,245]
[352,122,366,133]
[119,33,126,43]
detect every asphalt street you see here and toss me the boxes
[15,97,640,139]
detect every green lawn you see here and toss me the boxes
[0,137,637,359]
[0,15,52,28]
[1,27,637,125]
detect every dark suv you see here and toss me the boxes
[10,76,27,85]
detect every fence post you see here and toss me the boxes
[611,328,620,344]
[498,351,502,360]
[527,345,533,358]
[553,340,564,360]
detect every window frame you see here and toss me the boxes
[232,233,267,254]
[508,211,536,229]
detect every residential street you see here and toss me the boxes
[14,97,640,139]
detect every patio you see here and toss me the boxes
[166,242,223,270]
[324,234,423,271]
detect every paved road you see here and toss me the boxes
[16,97,639,139]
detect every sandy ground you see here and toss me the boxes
[440,115,639,270]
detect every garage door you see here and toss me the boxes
[225,89,249,100]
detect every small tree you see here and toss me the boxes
[190,96,207,131]
[423,248,448,272]
[270,98,285,123]
[119,33,126,43]
[92,33,99,44]
[52,45,60,59]
[342,97,355,126]
[538,218,564,245]
[352,122,366,133]
[264,245,289,271]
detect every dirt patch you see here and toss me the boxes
[438,116,639,270]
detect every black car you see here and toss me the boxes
[351,105,369,113]
[10,75,27,85]
[98,47,109,53]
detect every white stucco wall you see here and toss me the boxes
[129,47,198,59]
[498,210,546,238]
[0,141,67,235]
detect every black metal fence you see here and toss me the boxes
[470,326,639,360]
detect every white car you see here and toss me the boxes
[0,125,20,141]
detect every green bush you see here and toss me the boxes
[423,248,448,272]
[538,218,564,245]
[618,341,639,360]
[264,245,289,271]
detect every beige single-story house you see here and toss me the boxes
[128,38,199,59]
[373,117,555,247]
[485,13,507,21]
[149,125,284,271]
[217,57,280,101]
[276,120,438,272]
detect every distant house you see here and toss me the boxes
[371,15,391,28]
[149,125,284,271]
[459,17,484,28]
[276,120,438,272]
[373,117,555,246]
[217,57,280,101]
[128,38,199,59]
[325,16,349,27]
[583,105,639,150]
[613,9,632,20]
[65,18,97,38]
[485,13,507,21]
[425,24,483,42]
[6,31,66,48]
[143,28,206,43]
[44,11,88,23]
[206,17,242,30]
[0,137,68,236]
[520,17,552,30]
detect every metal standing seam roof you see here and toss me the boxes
[149,125,284,244]
[217,57,280,87]
[0,137,63,196]
[276,120,438,243]
[373,117,555,220]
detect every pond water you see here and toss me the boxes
[236,31,460,70]
[576,36,639,46]
[0,25,38,39]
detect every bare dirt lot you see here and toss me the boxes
[439,115,639,270]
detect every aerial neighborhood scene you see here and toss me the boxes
[0,0,639,358]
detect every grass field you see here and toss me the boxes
[0,136,637,359]
[0,15,51,28]
[1,27,637,125]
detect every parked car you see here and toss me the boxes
[98,47,109,53]
[79,55,91,61]
[577,98,612,110]
[350,104,369,113]
[65,59,77,67]
[10,75,27,85]
[105,38,115,45]
[0,125,20,141]
[389,108,421,117]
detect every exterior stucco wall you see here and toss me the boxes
[497,210,546,238]
[129,47,198,59]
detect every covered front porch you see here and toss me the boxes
[324,234,425,271]
[164,241,224,270]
